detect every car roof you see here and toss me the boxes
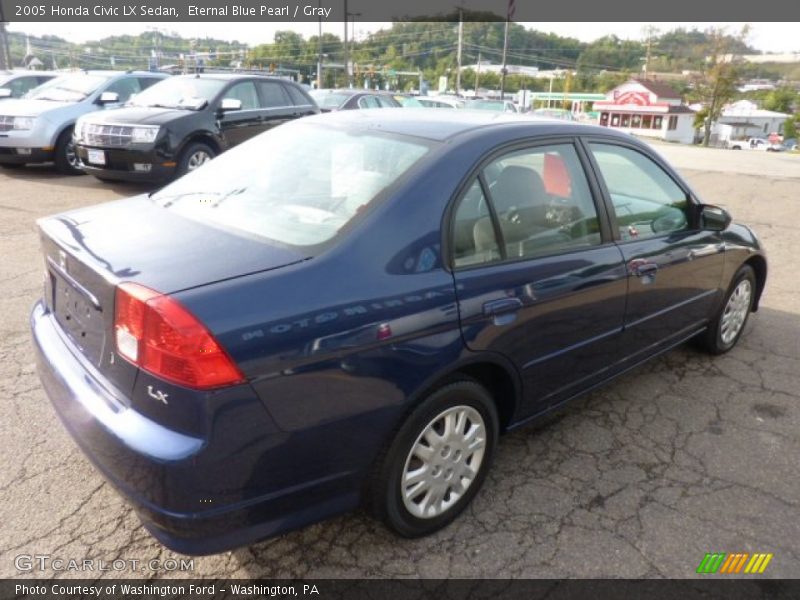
[171,73,288,82]
[300,108,630,143]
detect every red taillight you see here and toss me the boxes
[114,282,244,390]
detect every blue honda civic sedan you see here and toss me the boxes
[31,110,766,554]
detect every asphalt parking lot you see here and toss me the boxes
[0,144,798,579]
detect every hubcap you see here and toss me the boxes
[187,150,211,171]
[720,279,752,345]
[65,140,78,168]
[401,405,486,519]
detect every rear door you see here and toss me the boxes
[218,80,264,147]
[282,83,318,117]
[584,140,726,361]
[255,79,296,131]
[450,140,627,416]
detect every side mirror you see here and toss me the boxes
[219,98,242,112]
[0,88,12,98]
[98,91,120,104]
[700,204,732,232]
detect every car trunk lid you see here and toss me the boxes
[38,194,307,399]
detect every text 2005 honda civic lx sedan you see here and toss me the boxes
[32,110,767,554]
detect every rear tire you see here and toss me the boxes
[54,128,84,176]
[696,265,756,354]
[0,163,25,169]
[368,379,498,538]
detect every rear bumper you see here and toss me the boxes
[30,301,360,554]
[75,144,176,182]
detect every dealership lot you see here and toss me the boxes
[0,145,798,578]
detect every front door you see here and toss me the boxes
[218,80,265,147]
[450,141,628,416]
[585,141,726,362]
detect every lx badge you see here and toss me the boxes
[147,385,169,405]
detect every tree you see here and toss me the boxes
[785,119,797,140]
[764,87,798,114]
[695,26,750,147]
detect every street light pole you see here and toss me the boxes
[343,0,349,87]
[317,0,323,89]
[500,20,509,100]
[455,7,463,96]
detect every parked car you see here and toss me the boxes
[31,110,766,554]
[416,96,460,109]
[74,74,319,183]
[532,108,576,121]
[309,88,401,111]
[0,70,167,174]
[466,99,519,113]
[0,70,57,100]
[728,137,768,150]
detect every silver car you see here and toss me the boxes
[0,70,167,174]
[0,70,58,100]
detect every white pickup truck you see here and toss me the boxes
[728,137,769,150]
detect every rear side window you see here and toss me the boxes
[452,180,500,268]
[285,84,311,106]
[376,96,397,108]
[257,81,290,108]
[453,143,601,267]
[358,95,380,109]
[589,143,689,241]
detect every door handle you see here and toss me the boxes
[628,259,658,277]
[483,297,523,326]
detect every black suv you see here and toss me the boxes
[74,74,319,183]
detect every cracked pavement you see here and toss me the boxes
[1,145,798,579]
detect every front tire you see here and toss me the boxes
[177,142,215,178]
[696,264,756,354]
[369,380,498,538]
[54,128,84,175]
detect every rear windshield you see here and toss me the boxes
[26,74,109,102]
[310,91,351,109]
[153,121,433,247]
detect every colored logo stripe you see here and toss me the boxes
[744,553,774,574]
[697,553,773,574]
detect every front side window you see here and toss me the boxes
[452,143,601,267]
[105,77,142,103]
[589,143,689,241]
[152,122,432,247]
[358,95,380,109]
[224,81,259,110]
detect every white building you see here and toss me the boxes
[593,79,696,144]
[461,62,541,78]
[712,100,790,143]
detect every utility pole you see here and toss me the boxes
[455,7,463,96]
[500,0,514,100]
[500,20,509,100]
[343,0,349,87]
[317,0,323,89]
[643,25,657,81]
[475,51,481,94]
[0,22,10,70]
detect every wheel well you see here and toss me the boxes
[745,255,767,311]
[452,362,518,431]
[180,134,221,157]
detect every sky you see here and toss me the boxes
[7,22,799,54]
